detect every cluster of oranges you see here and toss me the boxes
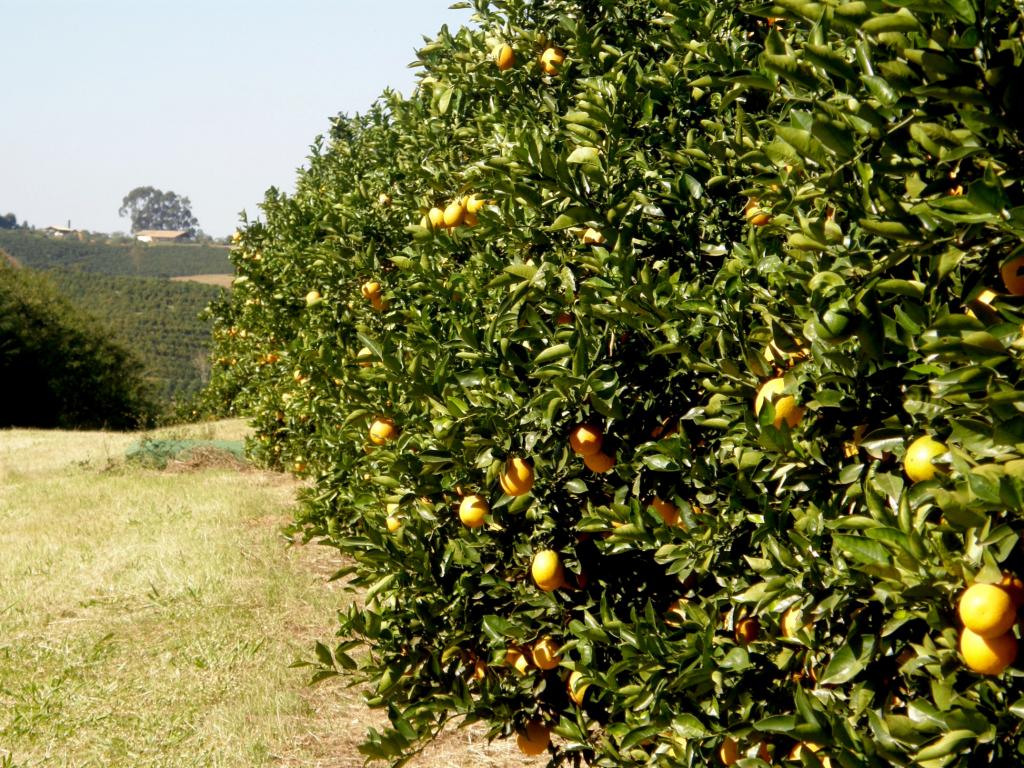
[568,423,614,473]
[493,41,565,76]
[425,194,488,231]
[958,576,1023,675]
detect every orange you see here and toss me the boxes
[744,198,772,227]
[567,669,589,705]
[718,737,739,765]
[903,435,945,482]
[583,451,615,473]
[1001,572,1024,608]
[427,206,445,229]
[788,742,833,768]
[506,648,530,675]
[466,194,488,214]
[516,720,550,756]
[305,289,322,307]
[1001,255,1024,295]
[499,457,534,496]
[735,617,760,645]
[568,424,603,456]
[651,497,680,526]
[361,280,381,299]
[495,43,515,71]
[370,294,388,312]
[530,636,561,670]
[539,47,565,75]
[369,418,397,445]
[356,346,373,367]
[581,227,606,245]
[959,583,1017,638]
[386,515,401,533]
[960,628,1017,675]
[531,549,564,591]
[458,494,489,528]
[754,377,803,429]
[443,199,466,228]
[377,193,392,207]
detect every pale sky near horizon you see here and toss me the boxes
[1,1,472,237]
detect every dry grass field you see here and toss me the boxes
[0,421,532,768]
[169,273,235,288]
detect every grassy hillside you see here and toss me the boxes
[45,269,222,402]
[0,230,231,277]
[0,422,532,768]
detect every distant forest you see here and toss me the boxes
[0,230,232,406]
[0,230,232,277]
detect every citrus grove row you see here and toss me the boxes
[205,0,1024,765]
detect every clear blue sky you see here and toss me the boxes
[1,0,471,237]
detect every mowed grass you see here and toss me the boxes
[0,421,533,768]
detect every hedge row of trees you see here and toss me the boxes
[206,0,1024,765]
[0,263,156,429]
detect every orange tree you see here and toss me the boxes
[206,0,1024,765]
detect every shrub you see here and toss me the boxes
[208,0,1024,765]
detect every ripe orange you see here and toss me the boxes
[506,648,530,675]
[370,294,388,312]
[735,617,760,645]
[356,346,373,367]
[443,199,466,228]
[499,457,534,496]
[369,418,397,445]
[539,46,565,75]
[567,669,589,705]
[361,280,382,299]
[754,377,803,429]
[959,583,1017,638]
[960,627,1017,675]
[427,206,445,229]
[516,720,550,756]
[1001,255,1024,295]
[1001,572,1024,608]
[386,515,401,533]
[581,227,606,245]
[466,194,488,214]
[903,435,945,482]
[744,198,772,227]
[532,549,564,591]
[583,451,615,473]
[494,43,515,71]
[568,424,603,456]
[788,742,832,768]
[530,636,561,670]
[458,494,489,528]
[377,193,392,206]
[718,737,739,765]
[651,497,680,526]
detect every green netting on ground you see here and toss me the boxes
[125,439,247,468]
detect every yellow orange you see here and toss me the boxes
[744,198,772,227]
[959,583,1017,638]
[361,280,381,299]
[961,627,1017,675]
[356,346,373,367]
[568,670,589,705]
[506,648,530,675]
[495,43,515,71]
[781,606,807,638]
[734,617,760,645]
[458,494,489,528]
[788,742,832,768]
[651,497,680,526]
[532,549,564,592]
[1001,573,1024,608]
[1002,255,1024,295]
[568,424,603,456]
[516,720,550,756]
[539,47,565,75]
[583,451,615,473]
[443,199,466,228]
[754,377,803,429]
[531,637,561,670]
[427,207,445,229]
[369,418,397,445]
[903,435,945,482]
[499,457,534,496]
[386,515,401,533]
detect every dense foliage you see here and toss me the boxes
[118,186,200,235]
[0,263,156,429]
[207,0,1024,765]
[44,270,222,402]
[0,230,231,277]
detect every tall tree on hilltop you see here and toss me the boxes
[118,187,199,235]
